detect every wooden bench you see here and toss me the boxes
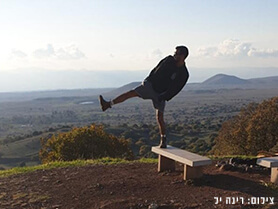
[151,145,212,180]
[256,156,278,184]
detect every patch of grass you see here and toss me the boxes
[208,155,257,160]
[138,158,158,163]
[0,157,157,178]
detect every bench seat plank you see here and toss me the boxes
[256,157,278,184]
[256,157,278,168]
[152,145,211,167]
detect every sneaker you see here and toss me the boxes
[159,136,167,148]
[99,95,111,111]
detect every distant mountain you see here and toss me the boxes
[202,74,249,85]
[186,74,278,90]
[104,74,278,94]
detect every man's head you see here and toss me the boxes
[174,45,189,61]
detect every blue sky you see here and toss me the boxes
[0,0,278,91]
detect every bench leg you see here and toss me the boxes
[158,155,175,172]
[271,167,278,184]
[184,165,203,180]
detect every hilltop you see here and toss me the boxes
[0,161,277,209]
[202,74,249,85]
[187,74,278,90]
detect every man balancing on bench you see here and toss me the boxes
[99,46,189,148]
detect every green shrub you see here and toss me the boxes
[39,124,133,163]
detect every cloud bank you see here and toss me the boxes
[11,49,28,59]
[33,44,85,60]
[197,39,278,58]
[247,48,278,57]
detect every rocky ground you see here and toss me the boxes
[0,162,277,209]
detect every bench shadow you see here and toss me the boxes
[191,173,274,197]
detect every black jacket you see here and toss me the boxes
[145,55,189,101]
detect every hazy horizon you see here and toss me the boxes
[1,67,278,93]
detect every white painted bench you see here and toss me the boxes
[257,156,278,184]
[151,145,212,180]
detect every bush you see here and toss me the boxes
[212,97,278,155]
[39,124,133,164]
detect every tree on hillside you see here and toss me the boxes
[246,97,278,154]
[212,97,278,155]
[39,124,133,163]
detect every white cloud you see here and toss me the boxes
[145,49,163,60]
[216,39,251,56]
[247,48,278,57]
[197,39,278,58]
[152,49,163,58]
[197,46,217,57]
[33,44,55,58]
[56,45,86,60]
[11,49,27,59]
[33,44,85,60]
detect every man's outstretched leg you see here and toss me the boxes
[156,110,167,148]
[99,90,139,111]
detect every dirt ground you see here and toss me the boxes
[0,162,277,209]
